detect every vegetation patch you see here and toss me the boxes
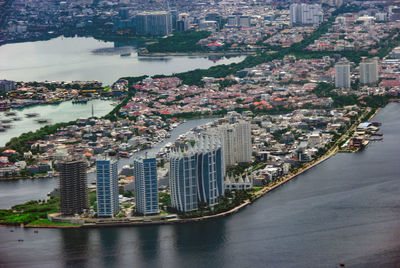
[26,218,80,227]
[146,31,211,53]
[0,196,59,225]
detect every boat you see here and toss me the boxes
[1,119,12,123]
[12,117,22,121]
[0,127,6,132]
[2,124,12,129]
[47,100,61,105]
[72,98,88,104]
[120,53,131,57]
[5,111,17,116]
[36,118,50,124]
[119,151,130,158]
[25,113,39,118]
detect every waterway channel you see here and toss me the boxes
[0,103,399,267]
[0,118,215,209]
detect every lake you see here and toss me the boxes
[0,36,245,85]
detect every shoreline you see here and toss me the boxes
[0,107,381,229]
[0,147,336,229]
[139,51,256,57]
[3,149,337,229]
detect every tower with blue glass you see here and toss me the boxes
[96,159,119,217]
[133,157,159,215]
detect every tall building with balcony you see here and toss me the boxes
[96,159,119,217]
[169,135,224,212]
[236,120,252,163]
[136,11,172,36]
[170,149,198,213]
[360,57,378,85]
[59,160,88,216]
[209,116,252,168]
[133,157,159,215]
[335,61,351,88]
[196,135,224,207]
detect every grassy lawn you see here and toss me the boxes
[0,196,59,225]
[252,187,263,192]
[26,218,80,227]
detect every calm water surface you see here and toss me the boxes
[0,103,399,267]
[0,99,114,146]
[0,36,245,85]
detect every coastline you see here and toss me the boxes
[0,107,381,229]
[10,148,338,229]
[0,174,56,181]
[139,51,257,57]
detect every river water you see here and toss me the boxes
[0,103,399,267]
[0,36,245,85]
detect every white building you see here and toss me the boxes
[236,120,252,163]
[209,118,252,168]
[335,62,351,88]
[224,174,252,191]
[360,57,378,85]
[212,125,237,167]
[290,3,323,27]
[136,11,172,36]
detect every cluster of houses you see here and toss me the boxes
[307,12,400,51]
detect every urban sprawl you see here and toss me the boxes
[0,0,399,227]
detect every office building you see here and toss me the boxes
[176,13,190,32]
[136,11,172,36]
[290,3,323,27]
[389,6,400,21]
[227,13,251,27]
[335,62,351,88]
[239,16,251,27]
[360,57,378,85]
[96,159,119,217]
[59,160,88,216]
[133,157,159,215]
[205,13,221,26]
